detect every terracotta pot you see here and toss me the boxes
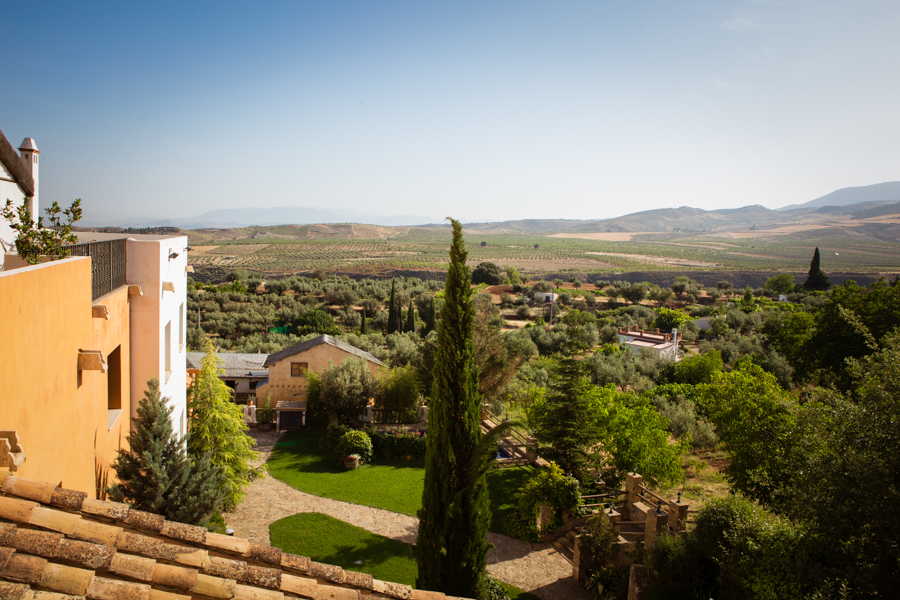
[344,459,359,470]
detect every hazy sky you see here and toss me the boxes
[2,1,898,225]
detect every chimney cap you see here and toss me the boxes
[18,138,39,153]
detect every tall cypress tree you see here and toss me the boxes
[804,247,831,291]
[107,377,224,526]
[361,311,368,335]
[416,219,512,597]
[423,297,437,336]
[405,300,416,333]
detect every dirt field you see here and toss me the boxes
[584,251,720,268]
[547,232,644,241]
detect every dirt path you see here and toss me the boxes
[223,430,590,600]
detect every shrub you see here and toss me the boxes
[376,366,422,423]
[367,428,427,460]
[336,430,374,464]
[257,398,275,424]
[503,463,582,541]
[322,422,350,451]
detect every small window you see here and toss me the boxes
[249,380,258,390]
[291,362,308,377]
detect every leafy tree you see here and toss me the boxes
[654,307,691,332]
[293,309,340,336]
[471,261,504,285]
[227,268,249,282]
[674,350,723,385]
[803,247,830,291]
[0,197,82,265]
[505,265,521,285]
[416,219,511,598]
[376,365,422,422]
[107,377,224,525]
[717,280,733,293]
[764,273,795,295]
[187,339,261,509]
[307,356,378,426]
[621,283,647,305]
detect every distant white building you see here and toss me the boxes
[617,326,679,360]
[534,292,559,303]
[0,130,39,270]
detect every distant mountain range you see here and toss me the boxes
[79,181,900,234]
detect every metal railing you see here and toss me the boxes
[67,239,127,300]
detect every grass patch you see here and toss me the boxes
[269,512,541,600]
[267,429,535,534]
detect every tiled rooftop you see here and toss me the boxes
[186,353,269,379]
[0,472,468,600]
[263,336,383,368]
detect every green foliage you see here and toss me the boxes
[480,574,512,600]
[764,273,795,295]
[367,428,427,461]
[307,357,378,426]
[227,268,250,282]
[187,338,262,509]
[654,307,691,332]
[107,377,224,526]
[503,463,582,541]
[337,430,374,464]
[323,422,351,451]
[376,366,422,423]
[257,397,275,424]
[293,309,341,336]
[674,350,723,385]
[1,197,82,265]
[472,261,505,285]
[581,513,631,600]
[416,218,490,598]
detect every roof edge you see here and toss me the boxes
[0,128,34,198]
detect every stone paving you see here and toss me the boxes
[223,429,591,600]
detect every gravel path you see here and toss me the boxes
[223,429,590,600]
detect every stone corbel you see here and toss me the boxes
[78,349,107,373]
[185,265,195,274]
[0,431,26,472]
[128,284,143,297]
[162,281,175,293]
[92,305,109,320]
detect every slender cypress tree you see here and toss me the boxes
[416,218,500,597]
[388,279,398,334]
[423,297,437,336]
[405,300,416,333]
[361,312,368,335]
[804,247,831,291]
[107,377,224,525]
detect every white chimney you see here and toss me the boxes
[18,138,39,218]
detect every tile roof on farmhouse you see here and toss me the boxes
[262,335,383,369]
[186,352,269,378]
[0,471,469,600]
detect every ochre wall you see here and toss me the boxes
[256,343,383,406]
[0,257,131,497]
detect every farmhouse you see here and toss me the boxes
[187,351,268,404]
[255,334,384,430]
[617,326,679,360]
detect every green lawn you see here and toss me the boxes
[266,429,534,534]
[270,512,540,600]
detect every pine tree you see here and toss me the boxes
[416,219,511,597]
[188,337,262,509]
[107,377,224,525]
[804,247,831,291]
[388,279,398,334]
[405,300,416,333]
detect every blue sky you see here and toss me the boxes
[2,1,898,225]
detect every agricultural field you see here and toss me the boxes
[185,222,900,282]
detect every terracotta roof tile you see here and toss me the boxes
[280,552,310,573]
[412,590,447,600]
[116,532,208,567]
[0,523,16,545]
[159,521,207,544]
[124,509,165,532]
[70,519,122,547]
[151,563,198,589]
[248,542,282,566]
[189,572,237,598]
[205,531,251,554]
[234,583,285,600]
[0,581,29,600]
[318,583,361,600]
[280,572,317,596]
[54,538,115,570]
[40,562,94,595]
[1,553,47,585]
[0,546,14,570]
[246,564,281,589]
[203,555,248,580]
[80,498,129,521]
[6,528,64,558]
[0,496,38,522]
[149,589,193,600]
[373,580,414,600]
[1,477,57,504]
[110,552,156,581]
[309,560,344,583]
[344,570,375,590]
[29,506,82,535]
[86,575,151,600]
[50,487,87,511]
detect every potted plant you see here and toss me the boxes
[344,454,361,470]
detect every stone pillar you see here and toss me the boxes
[525,437,537,463]
[644,508,659,549]
[481,403,490,420]
[625,473,642,518]
[572,534,590,582]
[536,505,554,532]
[668,499,689,533]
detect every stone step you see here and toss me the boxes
[553,537,575,563]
